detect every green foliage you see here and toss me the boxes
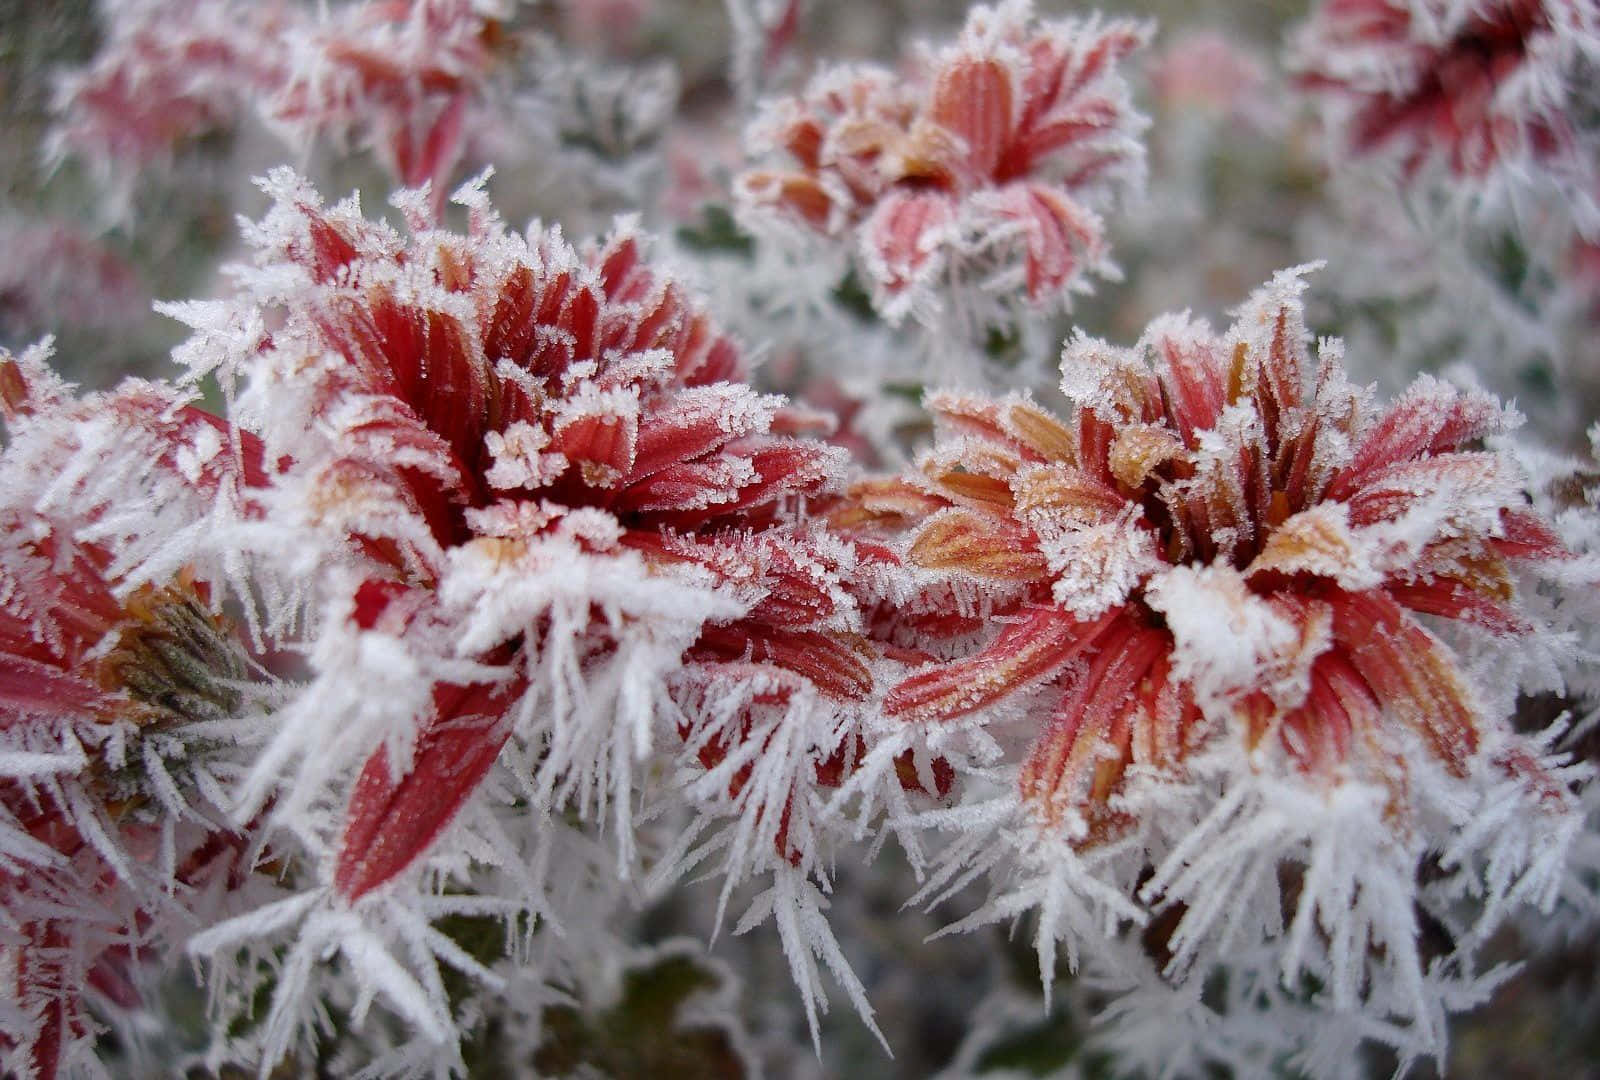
[531,947,750,1079]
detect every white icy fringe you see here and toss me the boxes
[187,804,625,1076]
[900,725,1586,1075]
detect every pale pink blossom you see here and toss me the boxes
[50,0,290,180]
[736,0,1149,327]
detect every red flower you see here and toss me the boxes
[0,348,264,1078]
[736,0,1148,324]
[200,172,850,898]
[1293,0,1599,217]
[270,0,515,199]
[837,266,1568,842]
[50,0,291,177]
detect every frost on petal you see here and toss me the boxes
[334,677,520,901]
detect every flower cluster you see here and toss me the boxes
[6,0,1600,1077]
[48,0,291,197]
[51,1,594,211]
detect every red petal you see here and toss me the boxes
[1387,576,1530,635]
[887,606,1116,722]
[1018,615,1167,828]
[691,625,872,701]
[1326,380,1503,502]
[861,190,955,297]
[930,55,1015,178]
[1279,651,1376,777]
[1492,507,1568,561]
[334,678,519,901]
[992,184,1102,299]
[1328,589,1479,775]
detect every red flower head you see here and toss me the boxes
[50,0,291,182]
[840,266,1570,843]
[173,170,853,902]
[825,266,1585,1056]
[269,0,516,199]
[1292,0,1600,227]
[53,0,519,208]
[735,0,1149,327]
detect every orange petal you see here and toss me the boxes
[908,508,1048,581]
[886,606,1114,722]
[1018,615,1167,834]
[1108,422,1187,491]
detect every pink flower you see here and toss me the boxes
[1292,0,1600,225]
[0,220,145,341]
[50,0,291,178]
[1146,30,1281,132]
[735,0,1149,325]
[269,0,515,200]
[52,0,519,206]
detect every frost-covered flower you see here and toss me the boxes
[0,219,146,345]
[174,166,854,882]
[1292,0,1600,233]
[268,0,518,199]
[160,170,903,1057]
[836,266,1583,1059]
[49,0,291,189]
[735,0,1149,331]
[53,0,528,211]
[0,344,269,1078]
